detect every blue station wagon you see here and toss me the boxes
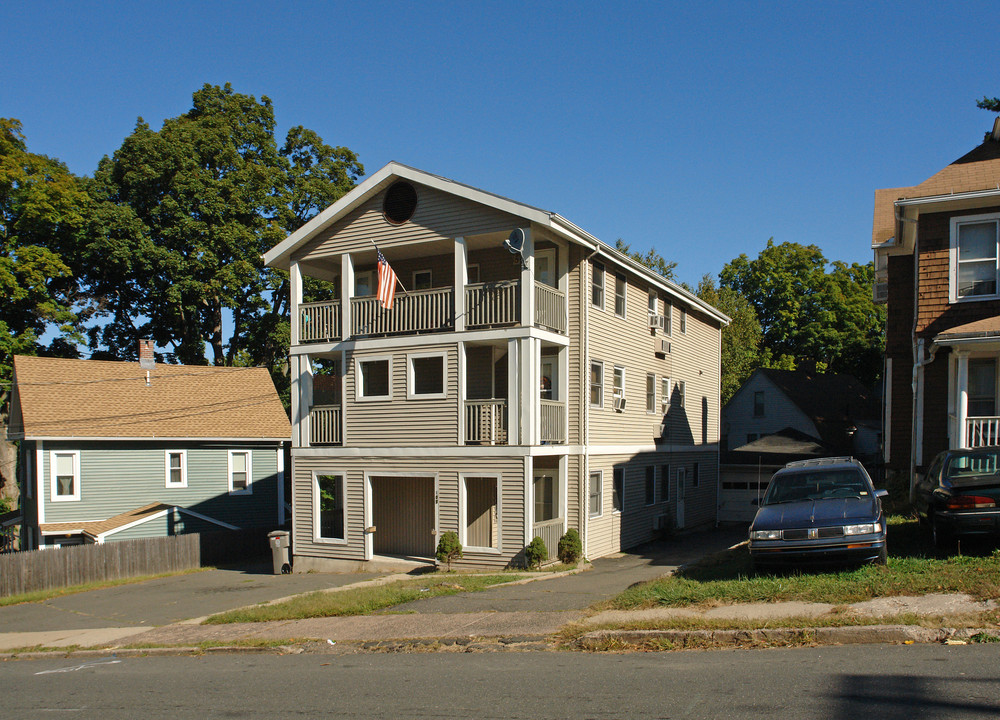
[749,457,888,570]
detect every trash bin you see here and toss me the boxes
[268,530,291,574]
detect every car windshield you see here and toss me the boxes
[762,469,869,505]
[943,450,1000,486]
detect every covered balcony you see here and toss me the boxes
[939,324,1000,449]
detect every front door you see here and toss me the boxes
[675,467,686,530]
[370,476,435,558]
[535,249,556,288]
[532,468,560,560]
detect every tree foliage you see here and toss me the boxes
[614,239,677,281]
[977,96,1000,113]
[695,275,763,404]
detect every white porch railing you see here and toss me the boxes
[466,280,521,328]
[309,405,342,445]
[534,282,566,333]
[352,287,454,337]
[465,399,508,445]
[966,417,1000,448]
[540,400,566,444]
[531,518,564,561]
[300,300,341,343]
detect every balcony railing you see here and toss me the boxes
[531,517,563,561]
[300,300,341,343]
[540,399,566,444]
[352,287,454,337]
[465,399,508,445]
[966,417,1000,448]
[309,405,342,446]
[466,281,520,328]
[534,282,567,333]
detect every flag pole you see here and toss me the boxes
[371,240,408,294]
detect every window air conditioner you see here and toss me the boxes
[660,339,671,354]
[648,314,665,330]
[613,395,627,412]
[873,282,888,304]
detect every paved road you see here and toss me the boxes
[0,564,381,631]
[4,644,998,718]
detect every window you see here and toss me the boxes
[165,451,187,488]
[50,451,80,502]
[692,462,700,488]
[590,361,604,407]
[413,269,432,290]
[589,471,603,517]
[646,373,656,413]
[408,352,445,399]
[664,301,673,335]
[357,357,391,400]
[644,466,655,506]
[228,450,252,495]
[614,274,627,317]
[533,473,557,522]
[464,476,498,550]
[969,358,997,416]
[661,377,671,414]
[468,264,481,284]
[591,261,605,308]
[315,473,345,542]
[952,214,1000,300]
[753,391,765,417]
[658,465,670,503]
[648,291,657,315]
[677,380,686,408]
[613,366,625,400]
[355,270,374,297]
[680,308,687,333]
[612,467,624,512]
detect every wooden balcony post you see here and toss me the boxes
[341,254,354,341]
[290,261,302,346]
[454,237,467,333]
[519,228,534,330]
[507,338,519,445]
[957,350,969,448]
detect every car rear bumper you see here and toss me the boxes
[935,508,1000,537]
[749,536,886,565]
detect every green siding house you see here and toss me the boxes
[7,351,291,548]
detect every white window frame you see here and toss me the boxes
[228,450,253,495]
[50,450,80,502]
[648,290,657,316]
[664,301,673,335]
[591,261,605,309]
[613,366,625,403]
[165,450,187,489]
[646,373,657,414]
[468,263,481,284]
[407,351,447,400]
[355,269,375,297]
[588,470,603,518]
[590,360,604,408]
[313,471,347,544]
[680,307,687,334]
[950,212,1000,302]
[412,269,433,291]
[460,473,501,553]
[356,355,393,401]
[614,273,627,318]
[677,379,686,408]
[661,377,671,414]
[612,466,625,513]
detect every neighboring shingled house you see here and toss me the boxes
[719,369,880,521]
[6,349,291,549]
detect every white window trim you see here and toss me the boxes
[356,355,393,402]
[228,450,253,495]
[590,360,604,409]
[614,273,627,319]
[468,263,481,284]
[313,471,347,545]
[50,450,80,502]
[612,466,625,514]
[165,450,187,489]
[661,377,671,415]
[589,470,603,518]
[646,373,657,414]
[459,473,502,554]
[678,379,686,408]
[613,365,625,402]
[664,301,673,336]
[412,269,433,290]
[407,350,447,400]
[592,261,605,310]
[648,290,657,316]
[680,307,687,334]
[355,269,375,297]
[949,212,1000,303]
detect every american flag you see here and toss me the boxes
[376,248,398,310]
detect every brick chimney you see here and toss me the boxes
[138,339,155,370]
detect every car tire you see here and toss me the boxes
[875,544,888,566]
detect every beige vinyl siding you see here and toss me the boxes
[586,260,722,447]
[566,245,584,445]
[566,453,582,534]
[295,185,522,261]
[291,454,526,568]
[344,344,459,446]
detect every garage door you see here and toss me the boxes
[370,476,436,558]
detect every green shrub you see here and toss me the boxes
[557,528,582,564]
[525,537,548,569]
[435,531,463,571]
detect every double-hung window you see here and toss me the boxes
[315,473,346,542]
[680,307,687,333]
[589,471,603,517]
[677,379,686,408]
[614,274,627,317]
[969,358,997,417]
[50,451,80,502]
[661,377,671,414]
[592,261,605,308]
[590,361,604,407]
[644,466,655,506]
[613,366,625,410]
[952,214,1000,301]
[753,391,765,417]
[646,373,657,413]
[612,467,624,513]
[658,465,670,503]
[165,450,187,488]
[229,450,252,495]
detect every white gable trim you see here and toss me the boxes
[95,506,240,542]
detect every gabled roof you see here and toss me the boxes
[263,162,729,325]
[9,356,290,441]
[38,502,239,541]
[873,120,1000,246]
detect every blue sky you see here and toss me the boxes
[5,0,999,288]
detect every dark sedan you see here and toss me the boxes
[749,457,888,570]
[915,446,1000,550]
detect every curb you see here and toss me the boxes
[576,625,1000,650]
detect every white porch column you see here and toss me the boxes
[520,337,540,446]
[341,254,355,341]
[457,341,467,445]
[519,228,534,328]
[454,237,467,333]
[289,261,303,346]
[507,338,520,445]
[957,350,969,448]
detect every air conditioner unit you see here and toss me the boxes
[873,282,888,304]
[660,339,671,354]
[613,395,626,412]
[648,314,665,330]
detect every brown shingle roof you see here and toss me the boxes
[39,502,173,539]
[11,356,290,439]
[935,316,1000,342]
[872,136,1000,246]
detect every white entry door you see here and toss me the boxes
[675,467,686,530]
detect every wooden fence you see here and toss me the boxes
[0,529,271,597]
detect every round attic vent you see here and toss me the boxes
[382,181,418,225]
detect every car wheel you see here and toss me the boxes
[875,544,888,566]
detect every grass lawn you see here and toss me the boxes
[205,573,528,624]
[604,516,1000,610]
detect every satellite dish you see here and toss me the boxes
[504,228,526,255]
